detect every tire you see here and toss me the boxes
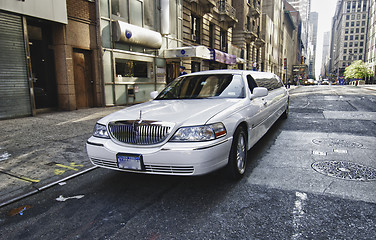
[226,127,247,179]
[282,98,289,119]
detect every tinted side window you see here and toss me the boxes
[246,75,258,93]
[253,75,283,91]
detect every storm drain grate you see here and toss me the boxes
[312,161,376,182]
[312,138,363,148]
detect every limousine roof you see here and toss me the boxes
[184,69,277,80]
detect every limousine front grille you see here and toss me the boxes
[108,120,173,145]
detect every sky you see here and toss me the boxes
[311,0,338,78]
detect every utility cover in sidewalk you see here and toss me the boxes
[312,161,376,182]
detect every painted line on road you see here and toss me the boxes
[0,170,40,183]
[292,192,308,240]
[0,166,98,208]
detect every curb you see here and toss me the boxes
[0,166,98,208]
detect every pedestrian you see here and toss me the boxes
[252,62,257,71]
[179,66,187,76]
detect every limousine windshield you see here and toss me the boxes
[156,74,245,100]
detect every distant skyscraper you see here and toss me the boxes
[321,31,330,77]
[309,11,318,78]
[286,0,311,60]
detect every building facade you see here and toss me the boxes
[365,0,376,83]
[308,11,318,78]
[0,0,102,119]
[286,0,311,62]
[329,0,370,81]
[321,31,331,78]
[233,0,264,70]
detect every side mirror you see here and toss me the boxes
[251,87,268,99]
[150,91,158,99]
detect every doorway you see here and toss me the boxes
[166,62,179,84]
[73,49,94,109]
[27,20,57,109]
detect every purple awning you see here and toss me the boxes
[209,49,236,65]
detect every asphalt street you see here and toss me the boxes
[0,85,375,239]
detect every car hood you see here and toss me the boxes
[98,99,243,127]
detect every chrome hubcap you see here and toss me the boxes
[236,133,246,174]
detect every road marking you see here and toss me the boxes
[312,151,327,156]
[56,195,84,202]
[0,151,11,161]
[292,192,308,240]
[55,164,78,171]
[0,170,40,183]
[333,149,348,154]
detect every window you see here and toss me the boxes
[346,15,350,20]
[346,22,349,27]
[351,15,355,20]
[354,49,358,53]
[361,28,365,33]
[115,59,148,78]
[354,42,358,47]
[363,14,366,19]
[351,22,354,27]
[130,0,143,26]
[246,16,251,31]
[359,48,363,53]
[252,76,283,91]
[344,42,348,47]
[345,36,348,40]
[344,49,347,54]
[345,29,349,34]
[355,35,359,40]
[356,28,359,33]
[191,15,201,44]
[112,0,129,19]
[209,23,214,49]
[356,21,360,26]
[350,35,353,40]
[350,28,354,34]
[343,56,347,60]
[359,55,362,60]
[362,21,366,26]
[360,35,364,40]
[220,29,228,52]
[360,41,364,46]
[349,42,353,47]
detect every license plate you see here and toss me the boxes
[117,154,142,170]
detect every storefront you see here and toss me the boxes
[103,20,165,105]
[0,0,67,119]
[164,46,211,82]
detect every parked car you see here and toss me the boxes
[86,70,289,179]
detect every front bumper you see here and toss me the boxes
[86,136,233,176]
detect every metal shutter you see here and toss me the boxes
[0,11,31,119]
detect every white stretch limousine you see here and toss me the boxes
[86,70,289,179]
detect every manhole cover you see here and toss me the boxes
[312,161,376,181]
[312,138,363,148]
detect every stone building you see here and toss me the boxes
[232,0,265,70]
[365,0,376,83]
[329,0,370,80]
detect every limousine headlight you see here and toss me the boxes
[170,123,226,142]
[93,123,110,139]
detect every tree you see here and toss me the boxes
[344,60,374,80]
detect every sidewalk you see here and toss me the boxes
[0,106,123,207]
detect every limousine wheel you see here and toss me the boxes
[282,98,289,119]
[227,127,247,179]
